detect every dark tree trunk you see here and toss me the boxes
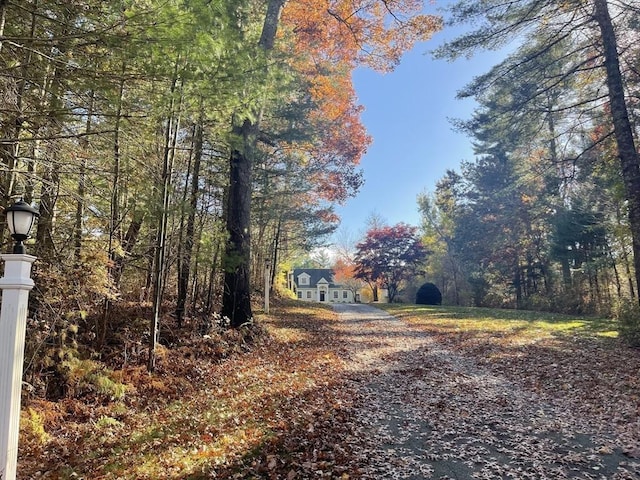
[258,0,285,50]
[514,264,523,309]
[101,70,125,348]
[222,119,256,327]
[35,161,58,260]
[108,72,125,272]
[271,218,283,289]
[74,157,87,260]
[112,211,144,287]
[206,242,220,315]
[220,0,285,327]
[593,0,640,300]
[148,113,175,371]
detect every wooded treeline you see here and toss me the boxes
[419,0,640,316]
[0,0,439,392]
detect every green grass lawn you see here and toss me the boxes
[375,303,619,341]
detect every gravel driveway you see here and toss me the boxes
[330,303,639,480]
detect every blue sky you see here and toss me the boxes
[333,23,509,240]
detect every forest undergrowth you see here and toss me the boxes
[17,300,640,479]
[18,299,359,479]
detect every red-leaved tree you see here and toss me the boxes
[354,223,427,303]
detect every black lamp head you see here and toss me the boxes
[6,200,39,254]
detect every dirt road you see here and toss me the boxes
[331,304,639,479]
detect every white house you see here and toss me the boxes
[289,268,356,303]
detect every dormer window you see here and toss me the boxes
[298,273,310,286]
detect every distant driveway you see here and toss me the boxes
[332,303,395,320]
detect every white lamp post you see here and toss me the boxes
[0,199,38,480]
[264,259,271,314]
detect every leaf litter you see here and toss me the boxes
[17,301,640,479]
[333,304,640,479]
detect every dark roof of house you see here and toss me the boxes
[292,268,337,288]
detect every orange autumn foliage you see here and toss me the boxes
[282,0,441,72]
[277,0,441,203]
[333,257,357,283]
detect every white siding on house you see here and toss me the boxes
[291,268,355,303]
[294,288,353,303]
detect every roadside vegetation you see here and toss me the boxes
[19,300,357,479]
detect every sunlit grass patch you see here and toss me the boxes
[377,303,616,344]
[267,326,311,343]
[274,302,334,318]
[597,330,619,338]
[123,425,269,479]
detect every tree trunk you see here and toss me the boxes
[148,118,174,371]
[108,72,126,273]
[35,161,58,260]
[221,0,285,328]
[74,159,87,260]
[0,0,7,54]
[222,119,256,327]
[149,65,180,372]
[100,69,126,349]
[176,117,203,327]
[259,0,286,50]
[387,284,398,303]
[206,242,221,315]
[593,0,640,300]
[35,62,64,261]
[74,89,95,261]
[271,217,283,289]
[514,264,523,309]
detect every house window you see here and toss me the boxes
[297,291,302,299]
[333,291,338,299]
[343,291,348,299]
[299,276,309,285]
[306,291,311,299]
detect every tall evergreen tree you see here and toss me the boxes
[436,0,640,299]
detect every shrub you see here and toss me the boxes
[20,408,50,451]
[95,415,124,430]
[415,282,442,305]
[614,300,640,347]
[61,358,127,401]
